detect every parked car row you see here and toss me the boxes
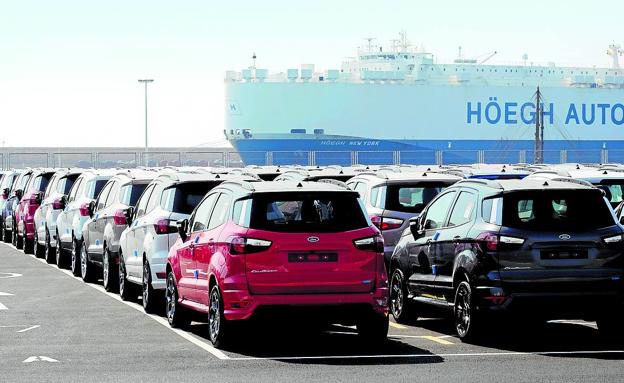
[1,162,623,347]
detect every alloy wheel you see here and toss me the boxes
[208,288,221,342]
[80,245,88,279]
[390,272,404,319]
[71,240,78,274]
[455,282,472,338]
[119,256,126,297]
[103,249,109,288]
[142,262,150,309]
[165,274,177,324]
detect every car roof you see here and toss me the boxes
[455,178,598,192]
[217,180,354,194]
[351,170,463,183]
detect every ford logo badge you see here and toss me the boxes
[559,234,571,240]
[307,236,320,243]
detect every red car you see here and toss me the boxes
[14,169,55,254]
[165,180,389,347]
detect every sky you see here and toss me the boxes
[0,0,622,147]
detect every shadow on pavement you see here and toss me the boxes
[415,317,624,359]
[187,321,445,365]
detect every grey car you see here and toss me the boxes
[347,171,462,266]
[81,170,156,291]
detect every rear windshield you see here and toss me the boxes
[249,192,368,233]
[502,190,615,231]
[166,181,219,214]
[384,182,451,213]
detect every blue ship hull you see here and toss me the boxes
[230,135,624,166]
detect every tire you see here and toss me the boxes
[44,229,55,264]
[102,246,118,293]
[165,271,189,329]
[454,281,482,341]
[389,268,418,324]
[597,316,624,343]
[357,313,389,344]
[80,242,96,282]
[55,232,66,268]
[2,225,11,243]
[119,252,137,301]
[13,224,22,249]
[208,284,230,348]
[24,237,34,255]
[142,260,160,313]
[71,238,81,276]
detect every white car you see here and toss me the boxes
[33,169,83,264]
[119,172,257,311]
[56,169,115,275]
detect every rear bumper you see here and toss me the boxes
[476,286,623,320]
[222,288,389,322]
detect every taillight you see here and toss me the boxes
[228,236,272,254]
[79,202,90,217]
[477,232,525,252]
[476,232,499,251]
[154,218,177,235]
[113,210,128,226]
[52,197,65,210]
[370,216,404,231]
[353,234,384,253]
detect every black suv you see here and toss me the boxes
[389,178,624,340]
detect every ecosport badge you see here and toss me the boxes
[559,234,571,240]
[307,236,320,243]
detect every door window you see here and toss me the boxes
[207,194,232,230]
[145,185,163,214]
[105,181,122,207]
[96,182,113,210]
[134,185,155,218]
[422,191,457,230]
[190,193,219,232]
[448,191,476,227]
[68,178,83,202]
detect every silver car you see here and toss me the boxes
[56,169,115,274]
[119,172,258,311]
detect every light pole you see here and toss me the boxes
[138,79,154,166]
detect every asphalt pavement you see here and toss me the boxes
[1,242,623,383]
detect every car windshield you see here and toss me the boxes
[168,181,219,214]
[384,182,451,213]
[502,190,615,231]
[249,192,368,233]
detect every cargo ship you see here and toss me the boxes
[224,33,624,165]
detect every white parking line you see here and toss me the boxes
[226,349,624,361]
[17,325,40,333]
[0,302,7,310]
[0,244,230,360]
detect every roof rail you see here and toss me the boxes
[428,169,466,178]
[233,171,262,181]
[218,180,256,191]
[549,177,593,187]
[157,173,180,182]
[317,179,349,189]
[456,179,503,189]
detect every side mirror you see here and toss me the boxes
[88,201,95,218]
[424,219,437,230]
[176,219,189,242]
[124,207,134,226]
[34,192,43,205]
[409,216,424,239]
[1,188,8,200]
[15,189,23,200]
[620,215,624,225]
